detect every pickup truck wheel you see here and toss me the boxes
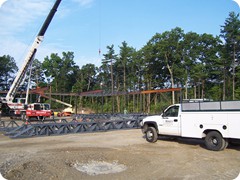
[205,131,226,151]
[146,127,158,143]
[21,112,26,121]
[222,139,228,150]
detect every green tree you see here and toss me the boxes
[153,27,184,104]
[30,59,46,87]
[116,41,136,109]
[0,55,18,90]
[181,32,200,99]
[199,34,222,100]
[220,12,240,100]
[73,63,98,92]
[190,34,221,99]
[118,41,135,91]
[102,45,117,112]
[42,52,79,93]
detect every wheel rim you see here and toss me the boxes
[147,131,153,140]
[211,137,218,146]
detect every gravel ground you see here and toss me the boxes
[0,129,240,180]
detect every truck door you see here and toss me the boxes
[158,105,180,136]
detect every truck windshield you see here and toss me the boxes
[164,106,179,117]
[34,104,41,110]
[44,104,50,110]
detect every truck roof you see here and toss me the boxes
[181,100,240,111]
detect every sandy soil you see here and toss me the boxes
[0,129,240,180]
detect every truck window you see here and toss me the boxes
[20,99,25,103]
[44,104,50,110]
[164,106,179,117]
[34,104,41,110]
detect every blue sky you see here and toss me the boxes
[0,0,239,69]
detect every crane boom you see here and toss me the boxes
[5,0,62,103]
[40,94,73,108]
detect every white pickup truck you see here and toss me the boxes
[141,100,240,151]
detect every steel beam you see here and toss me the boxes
[1,114,147,138]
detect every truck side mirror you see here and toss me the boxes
[162,111,166,117]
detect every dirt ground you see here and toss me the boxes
[0,129,240,180]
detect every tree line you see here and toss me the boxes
[0,12,239,113]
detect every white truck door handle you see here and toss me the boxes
[174,119,178,122]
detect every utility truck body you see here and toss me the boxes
[141,100,240,151]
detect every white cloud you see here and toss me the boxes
[0,0,7,8]
[0,37,28,66]
[74,54,102,68]
[0,0,63,68]
[0,0,96,69]
[0,0,53,36]
[233,0,240,7]
[0,36,63,68]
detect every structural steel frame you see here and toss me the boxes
[0,114,147,138]
[0,87,181,97]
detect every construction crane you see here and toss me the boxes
[0,0,62,119]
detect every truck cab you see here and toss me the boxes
[142,104,181,136]
[26,103,52,120]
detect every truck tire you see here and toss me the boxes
[205,131,227,151]
[146,127,158,143]
[222,139,229,150]
[38,116,45,121]
[21,112,26,121]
